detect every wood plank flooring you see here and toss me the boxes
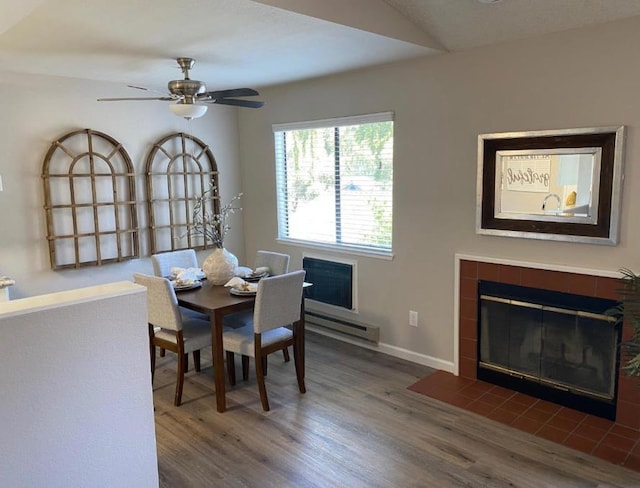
[152,332,640,487]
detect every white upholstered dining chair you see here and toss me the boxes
[151,249,199,278]
[255,250,290,276]
[223,269,306,411]
[227,249,292,362]
[133,272,211,406]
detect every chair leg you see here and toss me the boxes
[150,346,156,383]
[282,346,290,362]
[242,355,250,381]
[262,356,268,376]
[183,353,189,372]
[160,348,166,357]
[293,341,306,394]
[193,350,201,372]
[226,351,236,386]
[175,350,185,406]
[255,354,270,411]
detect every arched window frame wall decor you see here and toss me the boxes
[42,129,139,269]
[145,132,220,254]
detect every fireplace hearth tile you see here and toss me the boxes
[572,423,611,442]
[624,452,640,471]
[510,392,538,407]
[547,414,582,432]
[555,407,587,423]
[530,401,562,415]
[564,433,599,454]
[582,415,615,430]
[467,400,496,416]
[480,392,510,408]
[600,432,637,452]
[593,443,629,465]
[487,407,520,425]
[610,424,640,441]
[521,407,553,423]
[537,424,571,443]
[500,401,530,416]
[487,385,514,399]
[510,416,541,434]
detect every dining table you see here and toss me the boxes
[176,281,308,413]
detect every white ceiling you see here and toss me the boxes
[1,0,640,95]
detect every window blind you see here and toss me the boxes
[273,112,394,254]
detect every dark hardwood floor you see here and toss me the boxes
[152,332,640,487]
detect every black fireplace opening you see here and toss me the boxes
[477,280,621,420]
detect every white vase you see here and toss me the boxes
[202,248,238,285]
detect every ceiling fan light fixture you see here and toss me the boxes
[169,102,208,120]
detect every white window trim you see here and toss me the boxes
[272,111,394,133]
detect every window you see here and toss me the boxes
[273,112,394,255]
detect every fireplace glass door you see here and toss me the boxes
[479,296,618,400]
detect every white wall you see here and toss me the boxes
[238,16,640,369]
[0,282,158,488]
[0,71,245,298]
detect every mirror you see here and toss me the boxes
[476,126,625,245]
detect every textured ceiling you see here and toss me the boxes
[1,0,639,95]
[381,0,640,51]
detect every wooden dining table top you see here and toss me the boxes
[176,282,255,313]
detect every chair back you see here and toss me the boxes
[255,250,290,276]
[133,273,183,331]
[253,270,305,334]
[151,249,198,278]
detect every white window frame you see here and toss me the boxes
[273,112,394,258]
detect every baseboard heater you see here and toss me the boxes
[305,310,380,343]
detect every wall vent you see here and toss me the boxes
[302,257,354,310]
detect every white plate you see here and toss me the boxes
[230,287,257,296]
[173,281,203,291]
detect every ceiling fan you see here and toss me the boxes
[97,57,264,119]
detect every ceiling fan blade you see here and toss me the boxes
[97,96,175,102]
[200,88,259,99]
[207,98,265,108]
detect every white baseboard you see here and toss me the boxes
[307,324,455,373]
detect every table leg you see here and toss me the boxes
[212,310,226,412]
[294,299,306,393]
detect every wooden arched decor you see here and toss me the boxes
[145,132,219,253]
[42,129,139,269]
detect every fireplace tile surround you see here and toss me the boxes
[457,258,639,430]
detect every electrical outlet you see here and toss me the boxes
[409,310,418,327]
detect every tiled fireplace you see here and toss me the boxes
[401,256,640,471]
[458,258,639,431]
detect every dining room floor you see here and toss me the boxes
[151,331,640,487]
